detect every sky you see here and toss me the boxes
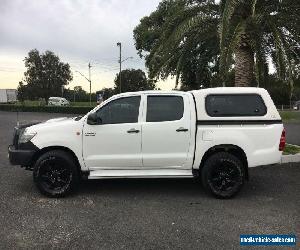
[0,0,175,92]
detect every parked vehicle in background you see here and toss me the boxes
[293,101,300,110]
[48,97,70,106]
[9,87,285,199]
[96,91,103,105]
[0,89,17,103]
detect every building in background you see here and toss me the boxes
[0,89,17,103]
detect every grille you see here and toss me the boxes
[12,127,18,146]
[12,127,24,149]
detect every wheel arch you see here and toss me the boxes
[198,144,249,180]
[31,146,82,174]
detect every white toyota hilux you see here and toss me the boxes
[8,87,285,198]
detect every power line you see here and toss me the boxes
[116,42,133,93]
[74,62,92,106]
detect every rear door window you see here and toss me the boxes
[146,96,184,122]
[205,94,267,117]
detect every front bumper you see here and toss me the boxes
[9,122,41,167]
[8,145,36,166]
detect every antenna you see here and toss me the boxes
[16,110,19,127]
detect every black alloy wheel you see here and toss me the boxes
[38,157,72,193]
[33,150,79,197]
[208,161,241,193]
[201,152,245,199]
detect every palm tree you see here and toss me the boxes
[134,0,220,89]
[219,0,300,87]
[134,0,299,88]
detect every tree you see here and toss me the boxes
[134,0,300,89]
[73,86,88,101]
[22,49,72,102]
[114,69,156,93]
[219,0,300,87]
[17,81,27,103]
[99,88,115,100]
[134,0,220,90]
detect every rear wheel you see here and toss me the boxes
[33,150,79,197]
[201,152,245,199]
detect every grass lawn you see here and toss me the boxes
[283,144,300,155]
[279,111,300,123]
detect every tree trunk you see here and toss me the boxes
[234,45,254,87]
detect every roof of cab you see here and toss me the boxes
[107,87,269,102]
[111,90,185,98]
[113,87,267,96]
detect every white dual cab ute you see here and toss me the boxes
[8,87,286,198]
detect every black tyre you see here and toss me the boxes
[33,150,79,198]
[201,152,245,199]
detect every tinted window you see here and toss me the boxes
[147,96,184,122]
[96,96,140,124]
[205,94,267,117]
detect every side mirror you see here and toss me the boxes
[87,113,101,125]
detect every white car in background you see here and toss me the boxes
[293,101,300,110]
[48,97,70,106]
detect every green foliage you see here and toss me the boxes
[98,88,115,100]
[267,74,300,105]
[134,0,300,89]
[134,0,220,90]
[279,111,300,123]
[13,100,97,107]
[17,81,26,103]
[283,144,300,155]
[18,49,72,103]
[114,69,156,93]
[63,86,97,102]
[219,0,300,86]
[0,104,93,114]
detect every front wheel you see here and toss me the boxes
[201,152,245,199]
[33,150,79,197]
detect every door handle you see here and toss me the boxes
[85,132,96,136]
[176,127,188,132]
[127,128,140,134]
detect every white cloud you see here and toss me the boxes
[0,0,175,91]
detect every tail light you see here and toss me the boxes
[279,128,286,151]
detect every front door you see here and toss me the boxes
[142,94,191,168]
[83,95,142,170]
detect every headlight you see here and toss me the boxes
[18,129,37,144]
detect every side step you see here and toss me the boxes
[88,169,193,179]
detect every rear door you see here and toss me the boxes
[142,94,191,168]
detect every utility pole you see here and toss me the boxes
[117,42,122,93]
[75,65,92,106]
[116,42,133,93]
[88,62,92,106]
